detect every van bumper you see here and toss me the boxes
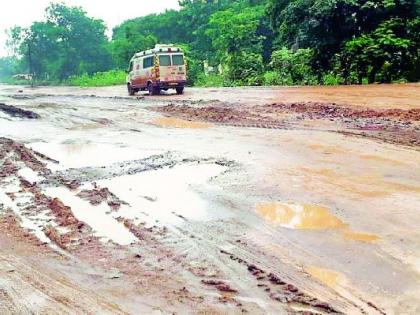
[155,80,186,88]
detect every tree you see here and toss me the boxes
[206,4,266,83]
[7,3,112,81]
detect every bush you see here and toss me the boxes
[194,73,226,87]
[66,70,126,87]
[322,73,344,85]
[226,52,264,85]
[270,48,317,85]
[262,71,283,85]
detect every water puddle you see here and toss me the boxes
[0,189,51,244]
[343,230,380,242]
[44,187,137,245]
[256,202,346,229]
[17,167,44,184]
[256,201,380,243]
[153,117,211,129]
[98,163,228,226]
[28,141,159,170]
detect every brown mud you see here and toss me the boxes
[0,84,419,314]
[154,101,420,147]
[0,103,40,119]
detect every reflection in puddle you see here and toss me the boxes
[256,202,346,229]
[18,167,44,184]
[306,266,346,289]
[256,202,380,243]
[153,117,211,129]
[343,230,380,242]
[29,142,159,170]
[45,187,137,245]
[98,163,228,226]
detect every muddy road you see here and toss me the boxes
[0,83,419,314]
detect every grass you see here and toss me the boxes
[65,70,126,87]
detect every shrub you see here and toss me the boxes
[270,48,317,85]
[194,73,225,87]
[66,70,126,87]
[262,71,283,85]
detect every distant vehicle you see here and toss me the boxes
[12,74,33,81]
[126,44,187,96]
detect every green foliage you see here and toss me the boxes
[322,73,344,85]
[66,70,126,87]
[262,71,283,85]
[206,4,266,84]
[194,73,226,87]
[268,0,419,82]
[343,18,418,83]
[4,0,419,86]
[0,57,19,79]
[270,48,317,84]
[6,3,111,82]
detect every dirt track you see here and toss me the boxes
[0,83,419,314]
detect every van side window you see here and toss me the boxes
[143,56,153,69]
[128,61,133,72]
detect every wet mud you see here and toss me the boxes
[0,84,419,314]
[0,103,40,119]
[154,101,420,147]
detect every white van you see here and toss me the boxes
[126,44,187,95]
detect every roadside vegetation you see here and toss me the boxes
[0,0,419,87]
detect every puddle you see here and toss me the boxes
[98,163,228,226]
[256,202,346,229]
[17,167,44,184]
[306,266,345,289]
[45,187,137,245]
[256,201,380,243]
[343,230,380,242]
[28,141,159,170]
[153,117,211,129]
[0,190,51,244]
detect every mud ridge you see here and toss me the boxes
[0,103,40,119]
[220,249,343,314]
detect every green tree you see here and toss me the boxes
[7,3,111,81]
[206,4,266,83]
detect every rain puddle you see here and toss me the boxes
[153,117,211,129]
[0,186,51,244]
[45,186,137,245]
[343,230,380,242]
[256,202,346,229]
[256,202,380,243]
[28,141,159,170]
[18,167,44,184]
[98,163,228,226]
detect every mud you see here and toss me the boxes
[0,103,40,119]
[154,101,420,147]
[0,84,419,314]
[77,183,127,210]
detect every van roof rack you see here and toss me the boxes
[133,44,182,58]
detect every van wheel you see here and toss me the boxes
[148,83,160,96]
[127,84,135,96]
[176,87,184,95]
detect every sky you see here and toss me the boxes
[0,0,180,57]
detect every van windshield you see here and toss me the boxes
[172,55,184,66]
[159,55,171,66]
